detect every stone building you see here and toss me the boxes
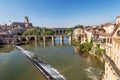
[116,16,120,25]
[84,26,98,43]
[103,17,120,80]
[73,28,86,43]
[102,23,114,34]
[11,16,32,28]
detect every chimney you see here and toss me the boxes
[116,16,120,25]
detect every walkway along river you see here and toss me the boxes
[0,37,104,80]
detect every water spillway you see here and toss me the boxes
[16,46,66,80]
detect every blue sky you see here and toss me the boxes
[0,0,120,27]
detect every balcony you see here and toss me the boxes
[103,53,120,79]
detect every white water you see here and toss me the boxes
[84,67,98,80]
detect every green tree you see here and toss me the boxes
[79,42,92,54]
[16,32,22,36]
[65,28,74,35]
[23,31,28,35]
[41,28,53,35]
[95,44,104,57]
[72,39,80,46]
[22,28,37,35]
[74,24,83,29]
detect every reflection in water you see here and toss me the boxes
[33,37,71,47]
[21,42,103,80]
[0,37,103,80]
[35,41,39,47]
[74,46,80,54]
[43,41,47,47]
[0,45,14,53]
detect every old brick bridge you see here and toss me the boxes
[0,35,73,45]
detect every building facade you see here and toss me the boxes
[73,28,86,43]
[103,17,120,80]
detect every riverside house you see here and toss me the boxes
[103,17,120,80]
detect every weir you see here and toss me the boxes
[16,46,66,80]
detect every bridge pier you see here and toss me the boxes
[18,36,21,41]
[60,36,63,46]
[69,36,72,45]
[43,36,47,47]
[52,36,55,42]
[26,37,29,41]
[25,36,30,43]
[52,36,55,46]
[35,36,38,42]
[43,36,46,42]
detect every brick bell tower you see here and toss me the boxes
[24,16,29,27]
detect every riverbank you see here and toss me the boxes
[72,40,105,63]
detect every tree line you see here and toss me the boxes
[16,24,84,36]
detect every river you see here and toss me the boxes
[0,37,104,80]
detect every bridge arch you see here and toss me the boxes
[56,29,59,35]
[16,39,20,42]
[29,37,35,41]
[59,29,62,34]
[21,37,27,42]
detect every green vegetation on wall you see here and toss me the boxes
[72,39,104,57]
[79,40,93,54]
[95,44,104,57]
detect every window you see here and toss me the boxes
[117,30,120,37]
[107,38,109,43]
[110,38,112,44]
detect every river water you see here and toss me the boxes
[0,37,104,80]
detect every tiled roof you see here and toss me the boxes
[101,23,113,27]
[116,16,120,18]
[98,32,111,37]
[98,24,119,37]
[111,24,119,37]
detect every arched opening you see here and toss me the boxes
[60,29,62,35]
[63,36,69,44]
[54,36,60,45]
[56,30,59,35]
[16,39,20,42]
[79,36,81,43]
[30,37,35,41]
[53,31,55,35]
[13,39,20,44]
[62,29,65,34]
[21,38,27,42]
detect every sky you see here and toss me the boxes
[0,0,120,28]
